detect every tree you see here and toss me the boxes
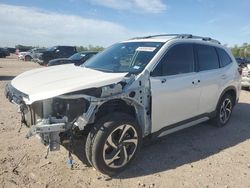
[230,44,250,58]
[76,45,104,52]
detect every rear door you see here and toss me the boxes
[150,43,201,132]
[195,44,223,114]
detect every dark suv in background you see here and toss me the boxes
[0,48,10,58]
[0,48,6,58]
[37,46,77,65]
[47,51,98,66]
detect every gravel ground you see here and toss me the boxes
[0,57,250,188]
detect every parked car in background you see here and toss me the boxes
[6,47,16,54]
[18,48,46,61]
[245,58,250,64]
[241,61,250,90]
[5,34,241,175]
[235,57,245,66]
[47,51,98,66]
[36,46,77,65]
[0,48,10,58]
[3,48,10,56]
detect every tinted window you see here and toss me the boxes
[216,48,232,67]
[152,43,194,76]
[64,47,71,53]
[196,44,219,71]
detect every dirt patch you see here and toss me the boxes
[1,58,250,188]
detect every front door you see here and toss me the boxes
[150,43,201,133]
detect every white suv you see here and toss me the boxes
[5,34,241,175]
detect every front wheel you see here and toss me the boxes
[25,55,32,61]
[85,112,142,176]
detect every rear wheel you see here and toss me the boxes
[212,94,233,127]
[85,112,142,176]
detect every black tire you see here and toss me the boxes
[85,112,142,176]
[85,127,95,166]
[212,93,234,127]
[25,55,32,61]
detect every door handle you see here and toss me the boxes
[192,80,200,85]
[161,78,166,83]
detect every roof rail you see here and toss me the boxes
[187,35,221,44]
[130,34,221,44]
[130,34,186,40]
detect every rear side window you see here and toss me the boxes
[196,44,219,71]
[152,43,194,76]
[216,47,232,67]
[64,47,71,53]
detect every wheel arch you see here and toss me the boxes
[93,98,149,136]
[217,86,237,108]
[95,99,137,121]
[25,55,32,61]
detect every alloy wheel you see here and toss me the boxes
[219,98,232,124]
[102,124,138,168]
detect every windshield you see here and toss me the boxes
[83,42,163,73]
[69,53,86,60]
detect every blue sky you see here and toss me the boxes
[0,0,249,47]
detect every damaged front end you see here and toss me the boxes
[5,84,89,151]
[4,70,152,153]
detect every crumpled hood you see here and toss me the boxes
[11,64,127,104]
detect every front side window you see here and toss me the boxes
[152,43,195,76]
[196,44,219,71]
[83,42,163,73]
[216,47,232,67]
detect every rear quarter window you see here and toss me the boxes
[196,44,219,71]
[216,47,232,67]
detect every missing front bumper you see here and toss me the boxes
[26,117,68,151]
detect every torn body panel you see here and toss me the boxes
[60,70,152,136]
[5,70,152,151]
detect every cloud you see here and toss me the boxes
[91,0,167,13]
[0,3,135,47]
[207,18,220,24]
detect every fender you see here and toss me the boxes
[216,86,237,109]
